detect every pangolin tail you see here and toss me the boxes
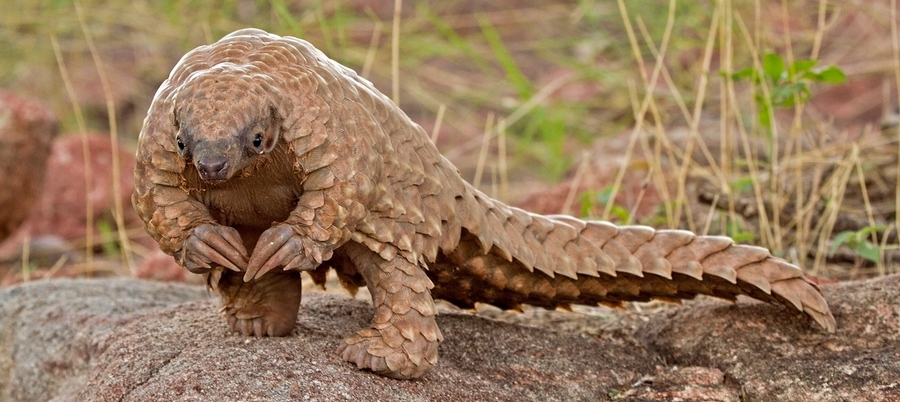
[428,217,836,333]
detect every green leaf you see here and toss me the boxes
[762,53,785,81]
[757,99,773,129]
[770,84,793,105]
[581,186,631,222]
[597,186,614,205]
[725,218,756,243]
[579,189,600,218]
[858,225,889,237]
[829,230,857,256]
[789,59,817,76]
[730,176,753,192]
[856,242,881,263]
[731,231,757,243]
[609,205,631,223]
[829,225,887,260]
[96,220,121,257]
[767,81,809,108]
[728,66,756,81]
[814,65,847,84]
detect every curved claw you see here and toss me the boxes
[283,254,306,271]
[245,225,306,282]
[181,224,249,273]
[183,238,217,272]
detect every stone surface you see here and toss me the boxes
[641,275,900,402]
[0,279,206,402]
[0,275,898,401]
[0,278,653,402]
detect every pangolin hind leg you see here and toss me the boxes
[336,242,443,380]
[215,269,304,337]
[208,224,305,337]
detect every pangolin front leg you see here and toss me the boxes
[336,242,443,380]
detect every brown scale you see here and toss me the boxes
[134,28,835,381]
[429,232,805,312]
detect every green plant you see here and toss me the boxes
[515,105,590,180]
[580,186,630,222]
[96,219,121,257]
[608,388,622,399]
[725,217,756,244]
[727,53,846,130]
[829,225,888,263]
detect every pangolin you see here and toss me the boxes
[133,28,835,380]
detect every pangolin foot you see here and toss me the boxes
[337,327,439,380]
[216,270,303,337]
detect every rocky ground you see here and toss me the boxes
[0,275,897,401]
[1,3,899,400]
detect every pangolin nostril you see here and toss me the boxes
[197,157,229,180]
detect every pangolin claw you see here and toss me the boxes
[245,224,310,281]
[181,224,248,273]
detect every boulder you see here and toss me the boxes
[0,278,652,401]
[0,275,897,401]
[0,91,57,243]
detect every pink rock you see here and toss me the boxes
[136,249,190,283]
[0,91,58,242]
[28,134,137,240]
[0,134,159,274]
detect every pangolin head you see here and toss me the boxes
[172,65,282,183]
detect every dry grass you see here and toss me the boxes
[586,0,899,278]
[1,0,898,280]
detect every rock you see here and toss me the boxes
[0,275,897,401]
[0,134,165,283]
[640,274,900,402]
[0,91,58,242]
[0,279,205,402]
[4,134,140,245]
[624,366,739,402]
[0,278,654,401]
[135,249,192,283]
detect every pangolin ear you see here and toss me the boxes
[171,103,180,130]
[170,104,187,154]
[263,105,282,151]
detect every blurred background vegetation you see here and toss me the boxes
[1,0,898,279]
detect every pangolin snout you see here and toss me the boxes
[197,156,230,181]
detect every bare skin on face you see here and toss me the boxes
[134,29,835,380]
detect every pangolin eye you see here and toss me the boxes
[253,133,263,149]
[176,136,185,151]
